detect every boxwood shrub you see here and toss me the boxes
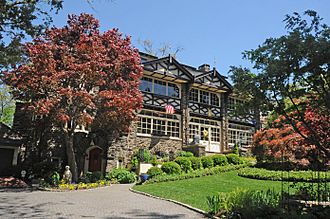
[189,157,203,170]
[174,157,192,172]
[201,156,214,169]
[238,167,330,182]
[145,163,251,184]
[161,161,181,174]
[146,166,163,178]
[175,150,194,158]
[212,154,228,166]
[226,153,242,165]
[106,168,136,183]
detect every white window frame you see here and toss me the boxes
[137,110,181,139]
[228,123,254,147]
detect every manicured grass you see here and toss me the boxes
[133,171,284,211]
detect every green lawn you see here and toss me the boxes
[133,171,284,211]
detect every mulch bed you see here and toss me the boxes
[0,177,28,188]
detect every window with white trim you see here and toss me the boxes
[228,123,254,146]
[137,110,180,138]
[188,118,221,143]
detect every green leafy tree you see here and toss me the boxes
[0,0,63,69]
[0,85,15,126]
[232,10,330,163]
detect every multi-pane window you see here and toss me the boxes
[139,117,152,134]
[189,89,199,102]
[210,93,219,106]
[228,123,254,146]
[200,90,209,104]
[189,124,199,140]
[189,88,220,106]
[168,83,179,97]
[228,97,244,110]
[139,77,180,97]
[210,127,220,142]
[137,110,180,138]
[189,118,221,143]
[154,80,167,96]
[153,119,166,135]
[140,77,153,92]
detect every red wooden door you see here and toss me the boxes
[88,148,102,172]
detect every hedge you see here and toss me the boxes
[145,163,252,184]
[174,157,192,172]
[238,167,330,182]
[161,162,181,174]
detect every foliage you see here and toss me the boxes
[146,166,163,179]
[238,167,330,182]
[50,171,60,186]
[0,0,63,69]
[145,164,251,184]
[137,149,152,163]
[232,11,330,168]
[131,156,139,169]
[211,154,228,166]
[175,150,194,158]
[252,107,330,169]
[161,162,181,175]
[0,85,15,126]
[226,154,242,165]
[106,168,136,184]
[201,156,214,169]
[288,182,330,201]
[4,14,143,181]
[174,157,192,173]
[206,189,281,218]
[188,157,203,170]
[233,144,239,155]
[57,179,111,190]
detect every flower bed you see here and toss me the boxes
[238,167,330,182]
[42,180,111,191]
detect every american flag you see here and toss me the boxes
[165,104,175,114]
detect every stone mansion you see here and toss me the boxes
[1,52,255,176]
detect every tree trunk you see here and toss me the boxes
[254,107,261,130]
[64,131,78,182]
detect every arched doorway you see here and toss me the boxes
[88,147,102,172]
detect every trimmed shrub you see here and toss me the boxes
[175,150,194,158]
[212,154,228,166]
[174,157,192,172]
[106,168,136,183]
[189,157,203,170]
[233,143,239,155]
[201,156,214,169]
[161,162,181,174]
[226,153,242,165]
[146,163,251,184]
[147,166,163,178]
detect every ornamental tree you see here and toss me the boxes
[4,14,143,181]
[253,106,330,169]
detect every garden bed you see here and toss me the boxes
[39,180,112,192]
[238,167,330,182]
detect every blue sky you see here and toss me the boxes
[51,0,330,76]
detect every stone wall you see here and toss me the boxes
[106,121,182,172]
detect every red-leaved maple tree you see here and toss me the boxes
[4,14,143,181]
[253,107,330,169]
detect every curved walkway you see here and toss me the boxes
[0,184,204,218]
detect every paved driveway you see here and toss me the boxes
[0,184,204,218]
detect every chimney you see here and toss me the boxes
[198,64,210,72]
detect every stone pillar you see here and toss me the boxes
[181,83,191,146]
[221,93,229,152]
